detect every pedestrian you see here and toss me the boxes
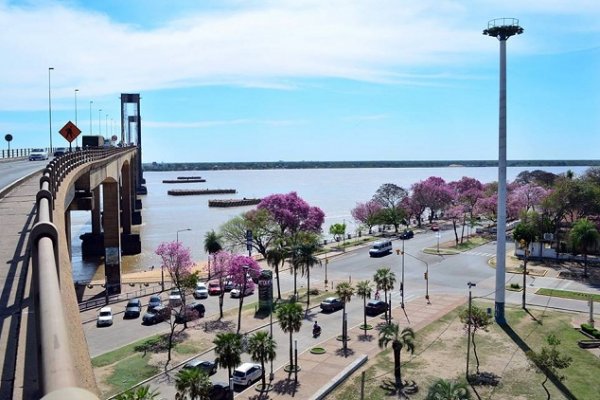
[375,290,380,300]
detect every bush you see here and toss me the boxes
[580,323,600,338]
[309,288,320,295]
[510,283,521,289]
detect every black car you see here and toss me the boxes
[183,359,217,376]
[210,382,232,400]
[53,147,68,157]
[147,295,162,311]
[365,300,389,316]
[124,298,142,319]
[174,302,206,323]
[320,297,344,312]
[142,305,171,325]
[399,230,414,240]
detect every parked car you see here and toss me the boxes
[124,298,142,319]
[232,363,262,387]
[29,148,48,161]
[230,284,254,298]
[365,300,389,316]
[210,382,232,400]
[174,302,206,323]
[96,307,113,327]
[223,280,235,292]
[194,282,208,299]
[399,230,414,240]
[147,295,162,311]
[183,359,217,376]
[142,305,171,325]
[53,147,68,157]
[320,297,344,312]
[431,224,440,231]
[208,281,222,295]
[169,288,183,306]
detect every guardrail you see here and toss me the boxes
[30,147,134,399]
[0,148,34,158]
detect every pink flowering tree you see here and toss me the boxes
[445,204,465,246]
[212,250,233,319]
[258,192,325,235]
[155,241,198,371]
[227,255,261,333]
[511,182,549,213]
[410,177,454,226]
[450,177,484,242]
[351,200,383,234]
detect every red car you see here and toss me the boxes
[208,281,222,295]
[431,224,439,231]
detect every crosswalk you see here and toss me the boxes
[462,250,495,258]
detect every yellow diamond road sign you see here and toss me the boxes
[59,121,82,143]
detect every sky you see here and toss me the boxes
[0,0,599,163]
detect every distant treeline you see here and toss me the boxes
[143,160,600,172]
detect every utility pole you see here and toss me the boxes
[466,281,476,380]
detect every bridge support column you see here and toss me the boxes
[102,181,121,295]
[120,168,141,254]
[80,187,104,257]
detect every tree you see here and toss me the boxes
[175,367,212,400]
[351,200,383,233]
[114,385,159,400]
[378,324,415,390]
[373,183,408,232]
[247,330,277,388]
[258,192,325,236]
[373,267,396,323]
[203,230,222,280]
[355,280,372,335]
[329,223,346,245]
[410,177,453,226]
[513,215,538,309]
[459,304,492,375]
[291,232,321,310]
[155,241,197,370]
[265,238,289,300]
[425,379,471,400]
[569,218,600,277]
[276,301,303,370]
[527,333,572,400]
[226,254,261,333]
[213,332,242,380]
[219,209,276,258]
[212,250,233,319]
[335,282,354,351]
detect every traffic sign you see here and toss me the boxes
[59,121,82,143]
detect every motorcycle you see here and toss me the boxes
[312,325,322,338]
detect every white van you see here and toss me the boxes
[369,240,393,257]
[232,363,262,386]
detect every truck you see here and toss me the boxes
[81,135,105,148]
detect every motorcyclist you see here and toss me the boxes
[313,321,321,336]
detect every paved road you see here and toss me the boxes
[0,158,47,193]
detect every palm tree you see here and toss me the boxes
[247,330,277,388]
[373,267,396,323]
[213,332,242,380]
[355,280,372,335]
[175,367,212,400]
[276,301,303,370]
[378,324,415,390]
[513,217,538,309]
[203,230,222,280]
[336,282,354,352]
[425,379,471,400]
[570,218,600,277]
[291,234,321,310]
[266,240,288,300]
[114,385,159,400]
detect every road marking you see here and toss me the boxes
[463,251,495,257]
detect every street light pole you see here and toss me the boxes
[98,109,102,136]
[105,114,108,138]
[89,100,93,135]
[48,67,54,152]
[176,228,192,243]
[466,281,476,380]
[269,304,274,382]
[74,89,79,148]
[237,265,249,334]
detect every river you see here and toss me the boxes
[70,165,589,281]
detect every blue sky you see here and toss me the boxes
[1,0,599,163]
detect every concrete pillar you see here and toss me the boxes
[91,187,101,235]
[64,210,72,258]
[121,170,132,235]
[102,181,121,295]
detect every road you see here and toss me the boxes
[0,158,48,192]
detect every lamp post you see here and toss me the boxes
[237,265,249,334]
[105,114,108,138]
[176,228,192,243]
[466,281,476,380]
[324,257,329,291]
[89,100,93,135]
[269,303,274,382]
[483,18,523,325]
[48,67,54,152]
[98,109,102,136]
[403,251,431,304]
[395,239,405,309]
[436,232,441,254]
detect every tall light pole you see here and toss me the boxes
[98,109,102,136]
[395,239,405,309]
[48,67,54,152]
[176,228,192,243]
[105,114,109,138]
[237,265,249,334]
[403,251,430,304]
[466,281,476,380]
[484,18,523,325]
[74,89,79,148]
[89,100,93,134]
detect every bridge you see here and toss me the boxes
[0,146,144,399]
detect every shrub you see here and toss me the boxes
[510,283,521,289]
[580,323,600,338]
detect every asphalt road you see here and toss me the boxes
[0,158,48,192]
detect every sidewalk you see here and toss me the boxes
[235,294,465,400]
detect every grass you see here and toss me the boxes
[329,301,600,400]
[423,236,490,255]
[92,334,163,367]
[310,347,326,354]
[105,354,160,397]
[536,288,600,302]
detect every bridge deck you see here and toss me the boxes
[0,173,41,399]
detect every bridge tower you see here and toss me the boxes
[120,93,147,195]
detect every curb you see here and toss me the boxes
[0,169,43,199]
[309,355,368,400]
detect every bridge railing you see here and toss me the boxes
[30,147,135,399]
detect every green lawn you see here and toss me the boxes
[105,354,160,397]
[536,288,600,302]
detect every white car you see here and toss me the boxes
[169,288,183,306]
[230,285,254,298]
[29,148,49,161]
[97,307,113,327]
[194,282,208,299]
[232,363,262,387]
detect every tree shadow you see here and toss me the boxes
[203,319,235,332]
[358,333,374,342]
[335,347,355,358]
[380,378,419,399]
[525,308,543,325]
[272,377,300,396]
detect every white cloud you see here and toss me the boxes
[0,0,598,110]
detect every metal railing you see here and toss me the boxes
[30,147,135,399]
[0,148,34,159]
